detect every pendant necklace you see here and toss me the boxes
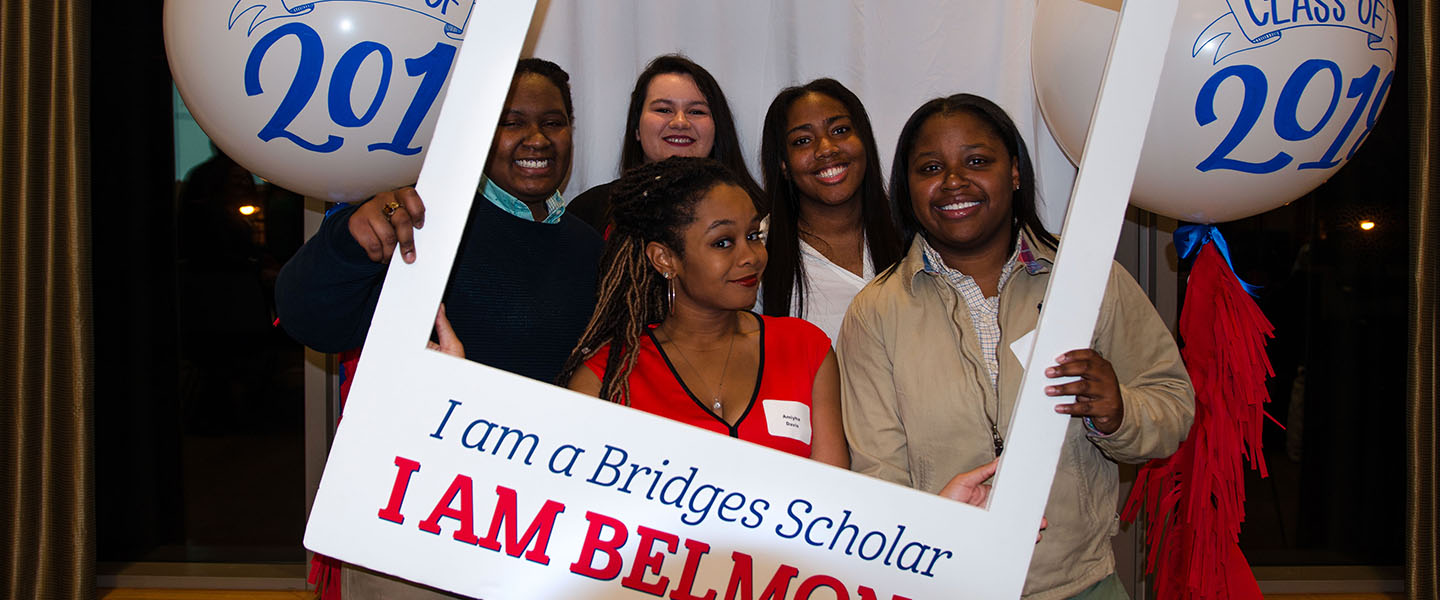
[664,326,737,415]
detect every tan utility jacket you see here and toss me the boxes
[837,232,1195,599]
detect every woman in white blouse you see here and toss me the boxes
[757,78,902,342]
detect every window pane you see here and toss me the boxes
[94,88,309,564]
[1229,57,1407,567]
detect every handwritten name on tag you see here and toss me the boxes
[762,399,811,445]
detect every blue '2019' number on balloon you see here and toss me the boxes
[369,42,457,156]
[1195,59,1390,174]
[1299,65,1384,170]
[328,42,394,128]
[244,22,458,155]
[1195,64,1291,173]
[1275,59,1341,142]
[245,22,344,153]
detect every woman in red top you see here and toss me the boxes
[434,157,1014,510]
[555,156,849,466]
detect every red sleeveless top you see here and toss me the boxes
[584,313,831,458]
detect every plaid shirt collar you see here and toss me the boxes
[917,232,1049,279]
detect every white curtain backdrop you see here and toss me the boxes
[520,0,1080,232]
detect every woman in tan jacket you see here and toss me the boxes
[837,94,1195,600]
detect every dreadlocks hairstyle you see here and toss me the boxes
[888,93,1057,255]
[618,54,761,197]
[556,157,755,405]
[758,78,903,319]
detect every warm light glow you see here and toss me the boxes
[238,205,258,216]
[1360,220,1376,231]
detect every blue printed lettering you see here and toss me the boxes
[586,445,628,488]
[1243,0,1270,26]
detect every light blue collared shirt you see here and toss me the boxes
[482,177,566,224]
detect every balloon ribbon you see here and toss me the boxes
[1174,225,1260,296]
[1121,229,1276,599]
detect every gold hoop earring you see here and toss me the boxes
[665,272,675,312]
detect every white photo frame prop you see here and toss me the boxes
[302,1,1180,598]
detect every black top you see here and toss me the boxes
[274,196,603,383]
[563,180,617,233]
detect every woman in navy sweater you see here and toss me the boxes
[275,57,602,386]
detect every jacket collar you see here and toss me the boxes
[901,227,1054,296]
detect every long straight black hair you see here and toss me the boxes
[758,79,902,318]
[618,55,760,197]
[888,93,1057,255]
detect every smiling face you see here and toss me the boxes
[656,183,767,311]
[782,92,868,208]
[907,111,1021,262]
[485,73,574,206]
[635,73,717,162]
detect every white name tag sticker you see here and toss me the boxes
[762,399,812,444]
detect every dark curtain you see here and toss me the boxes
[1407,0,1439,597]
[0,1,95,599]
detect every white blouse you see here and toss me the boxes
[758,238,874,345]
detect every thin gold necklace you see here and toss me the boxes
[662,325,737,415]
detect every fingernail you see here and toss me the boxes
[1045,367,1057,376]
[1045,386,1058,395]
[1055,354,1067,363]
[1053,405,1066,413]
[405,250,416,262]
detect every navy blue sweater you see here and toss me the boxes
[275,197,603,384]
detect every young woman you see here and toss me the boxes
[277,57,601,600]
[757,78,902,341]
[557,157,847,466]
[837,94,1194,599]
[276,56,601,384]
[566,54,760,232]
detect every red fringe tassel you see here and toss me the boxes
[1121,243,1274,599]
[308,552,344,600]
[307,348,363,599]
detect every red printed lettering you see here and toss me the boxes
[621,525,680,596]
[475,485,566,565]
[570,511,630,580]
[417,474,480,545]
[724,551,798,600]
[670,538,717,600]
[796,574,849,600]
[377,456,422,524]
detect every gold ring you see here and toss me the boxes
[381,200,402,221]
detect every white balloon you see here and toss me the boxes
[165,0,475,201]
[1033,0,1398,223]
